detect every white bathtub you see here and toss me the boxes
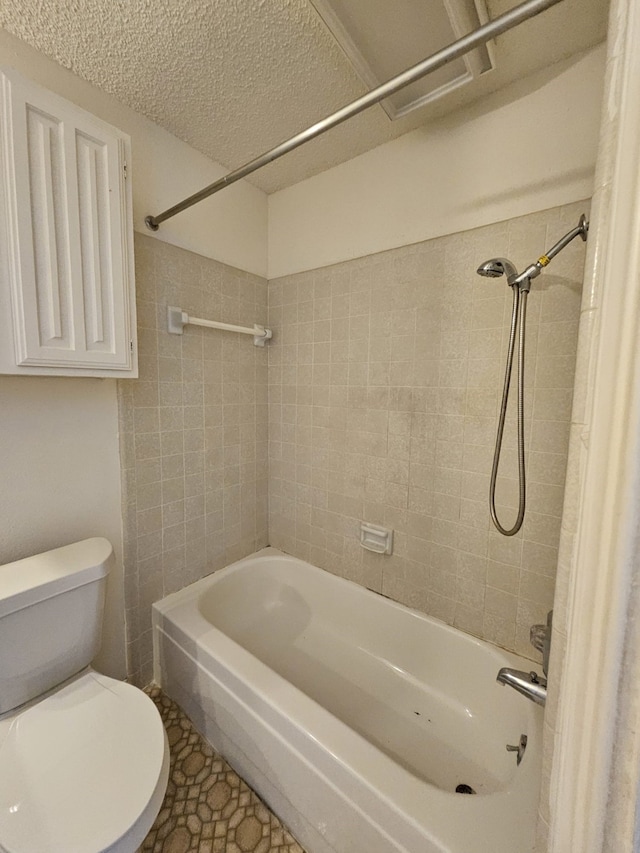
[153,548,543,853]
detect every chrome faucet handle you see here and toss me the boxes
[530,610,553,676]
[530,624,546,653]
[506,734,528,765]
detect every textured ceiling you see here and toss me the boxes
[0,0,608,193]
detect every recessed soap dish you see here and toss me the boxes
[360,522,393,555]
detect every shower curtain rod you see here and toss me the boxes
[145,0,563,231]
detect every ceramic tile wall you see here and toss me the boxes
[268,201,588,660]
[118,235,269,685]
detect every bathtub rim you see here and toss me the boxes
[154,545,541,678]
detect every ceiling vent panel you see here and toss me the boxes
[309,0,495,120]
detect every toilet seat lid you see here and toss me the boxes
[0,671,167,853]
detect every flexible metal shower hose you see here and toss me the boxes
[490,285,527,536]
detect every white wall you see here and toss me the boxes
[0,31,268,679]
[0,377,125,677]
[268,45,606,278]
[0,29,268,278]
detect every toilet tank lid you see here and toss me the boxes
[0,538,112,618]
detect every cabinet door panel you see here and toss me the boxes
[22,104,75,357]
[0,69,137,376]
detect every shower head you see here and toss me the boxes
[476,258,519,284]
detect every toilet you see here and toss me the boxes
[0,538,169,853]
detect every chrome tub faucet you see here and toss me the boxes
[497,668,547,706]
[496,611,552,706]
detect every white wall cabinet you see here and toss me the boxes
[0,68,137,376]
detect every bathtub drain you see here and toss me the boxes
[455,784,476,795]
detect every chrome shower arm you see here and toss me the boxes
[544,213,589,261]
[509,213,589,290]
[513,214,589,287]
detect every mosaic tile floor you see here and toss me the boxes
[140,687,306,853]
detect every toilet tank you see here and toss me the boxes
[0,538,112,715]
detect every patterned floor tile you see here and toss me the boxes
[140,687,306,853]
